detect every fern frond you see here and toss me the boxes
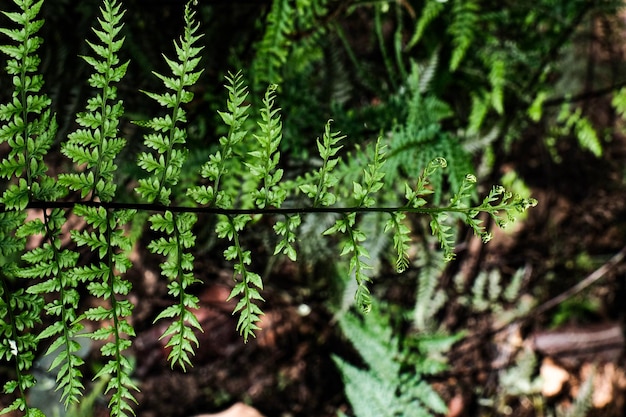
[448,0,479,71]
[79,208,138,417]
[335,308,451,417]
[413,247,447,331]
[247,84,287,209]
[135,1,203,370]
[386,63,472,202]
[406,0,446,51]
[0,283,43,417]
[252,0,294,88]
[136,1,203,206]
[221,215,264,342]
[188,70,250,209]
[0,1,67,415]
[384,211,411,273]
[332,356,398,417]
[299,119,345,207]
[58,0,128,202]
[0,0,60,208]
[18,209,84,407]
[325,213,372,312]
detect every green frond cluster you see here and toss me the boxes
[252,0,294,88]
[0,283,43,417]
[545,104,603,161]
[407,1,445,51]
[323,138,386,312]
[73,206,138,417]
[188,70,250,209]
[135,2,203,369]
[299,120,344,207]
[448,0,480,71]
[251,0,330,90]
[0,1,58,415]
[220,214,264,342]
[385,63,473,202]
[136,2,203,206]
[0,0,59,209]
[413,247,447,332]
[0,0,542,413]
[333,308,452,417]
[247,85,286,209]
[18,208,83,408]
[57,0,128,202]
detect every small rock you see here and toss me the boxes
[540,358,569,397]
[191,402,265,417]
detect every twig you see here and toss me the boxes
[531,245,626,317]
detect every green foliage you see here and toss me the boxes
[250,0,329,90]
[545,104,603,162]
[74,206,138,417]
[0,1,58,415]
[0,0,539,415]
[448,0,480,71]
[333,307,457,417]
[0,0,59,209]
[385,63,473,203]
[251,0,293,88]
[135,2,203,368]
[187,70,250,209]
[57,0,127,202]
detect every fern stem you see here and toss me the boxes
[9,199,535,217]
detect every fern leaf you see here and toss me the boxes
[448,0,479,71]
[252,0,294,88]
[58,0,128,203]
[407,1,446,51]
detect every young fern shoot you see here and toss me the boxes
[135,2,203,369]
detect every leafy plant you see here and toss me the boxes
[0,0,537,416]
[333,306,460,417]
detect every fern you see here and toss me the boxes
[219,214,264,342]
[19,1,130,410]
[187,70,250,209]
[413,246,447,332]
[73,206,138,417]
[0,1,541,414]
[135,1,203,369]
[334,307,451,417]
[385,63,473,203]
[406,0,446,51]
[0,1,58,415]
[252,0,294,89]
[448,0,480,71]
[57,0,128,201]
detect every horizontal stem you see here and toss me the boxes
[1,200,485,216]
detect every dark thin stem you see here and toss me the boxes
[8,199,500,217]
